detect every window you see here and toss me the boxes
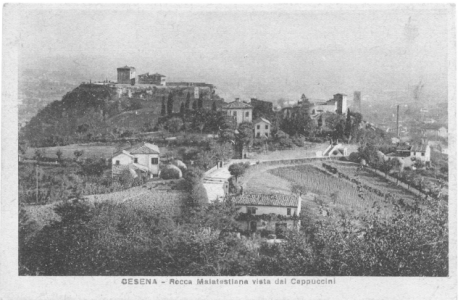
[265,125,268,129]
[247,207,257,215]
[134,158,138,163]
[233,111,237,117]
[245,112,250,117]
[287,208,291,216]
[422,152,425,156]
[256,133,260,138]
[151,158,159,164]
[116,160,120,165]
[257,125,260,129]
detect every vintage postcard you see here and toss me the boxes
[0,3,456,300]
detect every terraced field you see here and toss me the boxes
[269,164,392,217]
[324,160,418,204]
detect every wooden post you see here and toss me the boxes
[36,164,39,204]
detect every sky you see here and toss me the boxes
[18,4,451,102]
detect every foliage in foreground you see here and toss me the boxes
[19,195,447,276]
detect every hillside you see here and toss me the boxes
[20,83,225,147]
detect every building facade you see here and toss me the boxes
[253,117,271,138]
[334,93,348,114]
[138,73,166,85]
[222,98,253,124]
[111,143,160,177]
[233,194,301,233]
[117,66,136,84]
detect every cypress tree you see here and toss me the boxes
[192,100,197,110]
[345,108,352,136]
[167,92,174,115]
[211,101,217,111]
[180,102,185,115]
[161,96,166,116]
[197,95,203,109]
[185,91,191,109]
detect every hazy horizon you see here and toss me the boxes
[18,4,450,103]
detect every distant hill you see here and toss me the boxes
[20,83,225,147]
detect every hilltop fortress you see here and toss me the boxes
[91,66,216,101]
[108,66,215,100]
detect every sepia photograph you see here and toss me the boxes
[1,3,456,299]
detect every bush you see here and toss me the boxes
[348,152,360,163]
[291,135,305,147]
[160,165,182,179]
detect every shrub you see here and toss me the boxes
[228,162,250,182]
[160,165,182,179]
[291,135,305,147]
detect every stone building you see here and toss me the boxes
[138,72,166,86]
[253,117,271,138]
[117,66,136,84]
[222,98,253,124]
[111,142,160,178]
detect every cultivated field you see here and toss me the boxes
[269,164,393,218]
[24,181,187,231]
[324,160,419,203]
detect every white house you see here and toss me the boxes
[233,193,301,233]
[253,117,271,138]
[111,142,160,178]
[222,98,253,124]
[386,144,431,167]
[422,124,448,139]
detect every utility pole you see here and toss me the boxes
[36,164,39,204]
[396,104,400,137]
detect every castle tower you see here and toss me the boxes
[333,93,348,115]
[117,66,136,84]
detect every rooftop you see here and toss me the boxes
[411,144,429,153]
[233,193,300,207]
[253,117,271,125]
[117,66,136,70]
[128,142,160,154]
[222,99,253,109]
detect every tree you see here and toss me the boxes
[220,129,236,143]
[56,149,63,162]
[413,159,425,169]
[167,92,174,115]
[209,140,234,163]
[166,117,184,133]
[212,101,217,111]
[180,102,185,115]
[344,108,352,139]
[184,167,208,206]
[161,96,166,116]
[19,141,29,156]
[34,149,44,161]
[74,150,84,162]
[192,100,197,110]
[237,122,254,148]
[185,92,191,109]
[228,162,250,182]
[380,159,392,177]
[198,96,203,109]
[219,115,237,131]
